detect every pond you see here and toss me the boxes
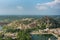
[31,34,58,40]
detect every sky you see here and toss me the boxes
[0,0,60,15]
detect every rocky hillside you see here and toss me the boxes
[37,16,60,28]
[3,16,60,30]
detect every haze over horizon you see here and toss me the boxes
[0,0,60,15]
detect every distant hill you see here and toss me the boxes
[37,16,60,28]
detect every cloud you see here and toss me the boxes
[36,5,48,10]
[36,0,60,10]
[17,6,24,10]
[0,6,24,15]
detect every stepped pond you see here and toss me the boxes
[31,34,58,40]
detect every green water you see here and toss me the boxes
[31,34,58,40]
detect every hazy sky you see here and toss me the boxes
[0,0,60,15]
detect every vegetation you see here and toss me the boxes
[0,16,60,40]
[17,30,31,40]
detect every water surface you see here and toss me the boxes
[31,34,58,40]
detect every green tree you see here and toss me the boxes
[17,31,31,40]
